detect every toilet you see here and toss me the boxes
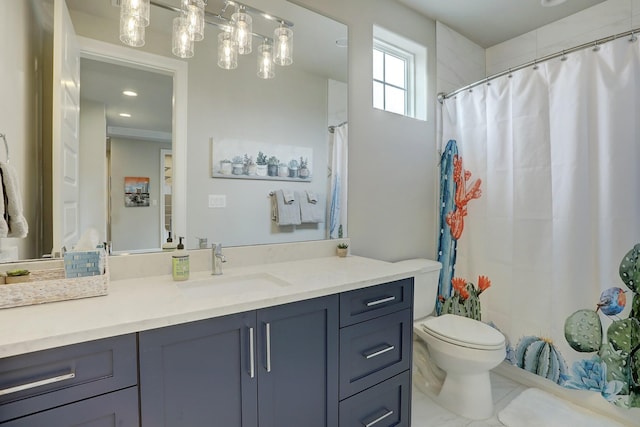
[396,259,506,420]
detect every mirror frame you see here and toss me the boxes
[76,36,188,249]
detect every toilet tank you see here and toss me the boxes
[395,259,442,320]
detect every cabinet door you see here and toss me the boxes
[257,295,339,427]
[139,312,258,427]
[1,386,138,427]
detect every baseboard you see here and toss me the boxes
[493,362,638,427]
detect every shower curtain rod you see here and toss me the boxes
[328,121,348,133]
[438,26,640,103]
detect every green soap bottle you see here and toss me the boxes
[172,237,189,281]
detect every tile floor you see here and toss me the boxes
[411,371,528,427]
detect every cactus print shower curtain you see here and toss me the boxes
[441,36,640,411]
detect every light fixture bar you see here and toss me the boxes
[149,0,287,42]
[224,0,293,28]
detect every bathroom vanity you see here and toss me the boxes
[0,245,418,426]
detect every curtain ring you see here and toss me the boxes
[592,41,600,51]
[507,68,513,78]
[630,31,637,42]
[532,60,539,70]
[560,50,568,61]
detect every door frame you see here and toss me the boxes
[77,36,188,245]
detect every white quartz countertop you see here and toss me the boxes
[0,255,418,359]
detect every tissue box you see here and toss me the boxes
[64,250,105,278]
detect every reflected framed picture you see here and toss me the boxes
[211,138,313,182]
[124,176,150,207]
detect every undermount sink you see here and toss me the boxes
[176,272,291,298]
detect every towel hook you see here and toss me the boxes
[0,133,8,163]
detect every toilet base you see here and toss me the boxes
[433,370,494,420]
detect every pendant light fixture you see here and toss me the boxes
[120,14,146,47]
[184,0,205,42]
[172,16,194,58]
[273,25,293,66]
[231,6,253,55]
[119,0,149,47]
[257,40,275,79]
[118,0,294,79]
[218,30,238,70]
[121,0,150,27]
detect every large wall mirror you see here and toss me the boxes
[36,0,347,258]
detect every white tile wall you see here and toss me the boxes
[486,0,638,75]
[437,0,640,95]
[436,22,485,95]
[633,0,640,26]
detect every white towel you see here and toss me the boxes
[298,191,323,223]
[0,162,27,238]
[282,189,295,204]
[306,190,318,204]
[272,190,301,226]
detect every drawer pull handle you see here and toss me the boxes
[0,371,76,396]
[265,322,272,373]
[363,344,395,359]
[366,296,396,307]
[363,409,394,427]
[249,327,255,378]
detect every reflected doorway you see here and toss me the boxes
[79,57,174,253]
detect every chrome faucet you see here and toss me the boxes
[212,242,226,275]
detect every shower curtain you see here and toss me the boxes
[441,36,640,409]
[329,123,348,239]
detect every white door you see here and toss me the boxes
[52,0,81,254]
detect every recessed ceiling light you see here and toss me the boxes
[119,113,132,118]
[541,0,567,6]
[122,90,138,97]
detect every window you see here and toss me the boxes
[372,25,427,121]
[373,40,414,116]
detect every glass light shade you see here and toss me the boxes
[231,11,252,55]
[257,42,274,79]
[273,26,293,66]
[172,16,194,59]
[217,31,238,70]
[120,14,145,47]
[185,0,205,42]
[120,0,150,27]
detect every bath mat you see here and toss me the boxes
[498,388,625,427]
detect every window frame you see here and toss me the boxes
[373,38,415,117]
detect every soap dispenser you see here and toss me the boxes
[163,231,177,251]
[172,237,189,281]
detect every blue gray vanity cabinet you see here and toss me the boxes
[338,278,414,427]
[138,294,339,427]
[0,334,138,426]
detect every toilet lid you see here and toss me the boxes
[422,314,505,350]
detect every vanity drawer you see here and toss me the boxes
[0,386,139,426]
[339,371,411,427]
[339,309,412,399]
[340,278,413,327]
[0,334,137,423]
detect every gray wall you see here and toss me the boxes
[78,99,108,243]
[292,0,439,261]
[185,40,331,247]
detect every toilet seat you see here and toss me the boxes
[418,314,505,350]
